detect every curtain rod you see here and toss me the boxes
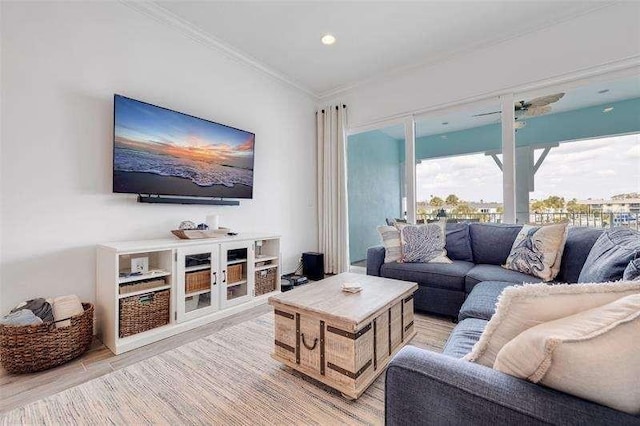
[317,104,347,114]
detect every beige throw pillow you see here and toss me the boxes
[494,294,640,415]
[503,223,568,281]
[464,281,640,367]
[377,225,402,263]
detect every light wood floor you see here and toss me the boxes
[0,304,272,413]
[1,305,454,415]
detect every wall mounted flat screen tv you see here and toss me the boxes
[113,94,255,199]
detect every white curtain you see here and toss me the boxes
[316,104,349,274]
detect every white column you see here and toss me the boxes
[515,147,532,224]
[501,94,516,224]
[404,117,417,223]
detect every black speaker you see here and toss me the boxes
[302,252,324,281]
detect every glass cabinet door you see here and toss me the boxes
[176,245,219,322]
[220,241,254,308]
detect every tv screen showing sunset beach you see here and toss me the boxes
[113,95,255,198]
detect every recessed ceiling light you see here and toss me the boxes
[441,135,448,139]
[321,34,336,45]
[598,89,610,94]
[603,106,614,113]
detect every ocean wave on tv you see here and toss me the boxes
[114,147,253,187]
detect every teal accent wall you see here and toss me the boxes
[416,97,640,160]
[347,130,403,263]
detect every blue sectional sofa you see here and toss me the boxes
[367,223,603,318]
[367,223,640,425]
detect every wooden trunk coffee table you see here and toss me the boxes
[268,272,418,399]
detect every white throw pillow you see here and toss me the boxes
[494,294,640,415]
[503,223,568,281]
[377,225,402,263]
[464,281,640,367]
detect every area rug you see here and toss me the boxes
[1,313,453,425]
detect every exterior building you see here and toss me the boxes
[579,198,640,214]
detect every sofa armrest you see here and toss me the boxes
[367,246,385,276]
[386,346,639,426]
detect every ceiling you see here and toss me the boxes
[154,1,613,97]
[376,74,640,139]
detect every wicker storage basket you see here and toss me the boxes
[0,303,94,374]
[119,278,166,295]
[185,270,210,294]
[227,263,244,284]
[255,267,277,296]
[119,290,170,338]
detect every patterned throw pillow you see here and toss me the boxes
[398,221,451,263]
[377,225,402,263]
[623,258,640,281]
[503,223,568,281]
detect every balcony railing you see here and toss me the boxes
[418,212,639,230]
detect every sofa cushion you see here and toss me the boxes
[578,228,640,283]
[442,318,488,358]
[469,223,522,265]
[458,281,514,322]
[445,223,473,262]
[465,264,540,293]
[555,227,603,283]
[381,260,474,291]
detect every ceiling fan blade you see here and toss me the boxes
[528,93,565,107]
[472,110,501,117]
[522,105,552,117]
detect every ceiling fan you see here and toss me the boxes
[473,93,565,118]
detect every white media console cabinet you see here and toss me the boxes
[96,233,281,354]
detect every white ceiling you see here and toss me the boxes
[155,1,613,97]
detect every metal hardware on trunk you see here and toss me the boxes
[320,320,326,375]
[301,333,318,351]
[295,313,301,364]
[275,309,294,320]
[404,294,414,303]
[401,301,405,341]
[388,309,392,356]
[274,339,295,353]
[404,321,414,332]
[326,323,371,340]
[327,359,372,379]
[373,318,377,370]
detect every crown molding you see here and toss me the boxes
[119,1,319,99]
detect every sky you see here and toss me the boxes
[416,133,640,203]
[114,95,254,155]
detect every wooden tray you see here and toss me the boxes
[171,228,230,239]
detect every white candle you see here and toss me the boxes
[206,214,219,230]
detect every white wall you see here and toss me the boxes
[0,2,317,313]
[335,2,640,127]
